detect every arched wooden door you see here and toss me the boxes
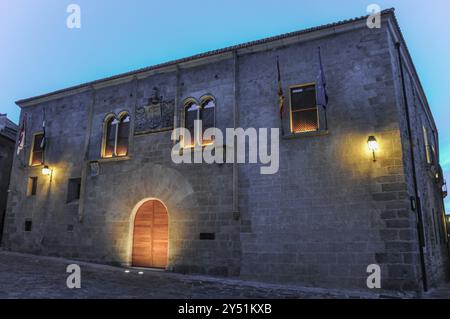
[132,200,168,268]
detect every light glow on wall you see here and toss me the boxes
[41,165,51,176]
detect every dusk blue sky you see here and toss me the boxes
[1,0,449,210]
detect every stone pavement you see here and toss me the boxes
[422,283,450,299]
[0,251,447,299]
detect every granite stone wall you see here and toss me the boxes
[386,28,450,289]
[2,15,448,291]
[0,135,15,241]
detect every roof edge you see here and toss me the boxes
[16,8,396,107]
[385,11,436,130]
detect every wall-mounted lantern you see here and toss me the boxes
[367,136,379,162]
[42,165,52,176]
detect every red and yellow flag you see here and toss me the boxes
[277,57,285,119]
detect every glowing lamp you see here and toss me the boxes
[42,165,51,176]
[367,136,379,162]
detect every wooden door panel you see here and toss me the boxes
[132,200,168,268]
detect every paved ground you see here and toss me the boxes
[0,251,448,299]
[424,283,450,299]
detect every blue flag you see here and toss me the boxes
[40,109,46,150]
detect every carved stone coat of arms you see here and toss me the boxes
[134,87,175,134]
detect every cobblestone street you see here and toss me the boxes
[0,251,448,299]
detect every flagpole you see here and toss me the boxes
[319,47,328,131]
[277,56,285,137]
[42,107,46,165]
[317,47,328,131]
[17,113,27,167]
[23,114,27,167]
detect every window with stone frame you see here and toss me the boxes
[116,114,130,156]
[200,98,215,144]
[290,84,320,133]
[422,125,431,164]
[30,133,44,166]
[102,112,130,158]
[183,96,215,147]
[184,101,199,147]
[104,116,115,158]
[422,124,438,166]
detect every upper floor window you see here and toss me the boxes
[422,125,436,165]
[290,84,319,134]
[102,112,130,158]
[104,116,116,158]
[201,98,215,144]
[184,100,200,147]
[30,133,44,166]
[183,96,215,147]
[117,114,131,156]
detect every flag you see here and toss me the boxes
[277,56,285,119]
[17,115,26,155]
[40,109,46,150]
[316,47,328,109]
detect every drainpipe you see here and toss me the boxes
[174,66,180,141]
[0,207,6,245]
[395,42,428,291]
[232,50,240,220]
[78,87,96,223]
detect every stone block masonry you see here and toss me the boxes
[2,10,448,292]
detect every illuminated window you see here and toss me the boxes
[200,98,215,144]
[30,133,44,166]
[102,112,130,158]
[290,84,319,133]
[183,96,215,147]
[422,126,431,164]
[117,114,130,156]
[184,101,200,147]
[422,125,438,166]
[103,116,115,158]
